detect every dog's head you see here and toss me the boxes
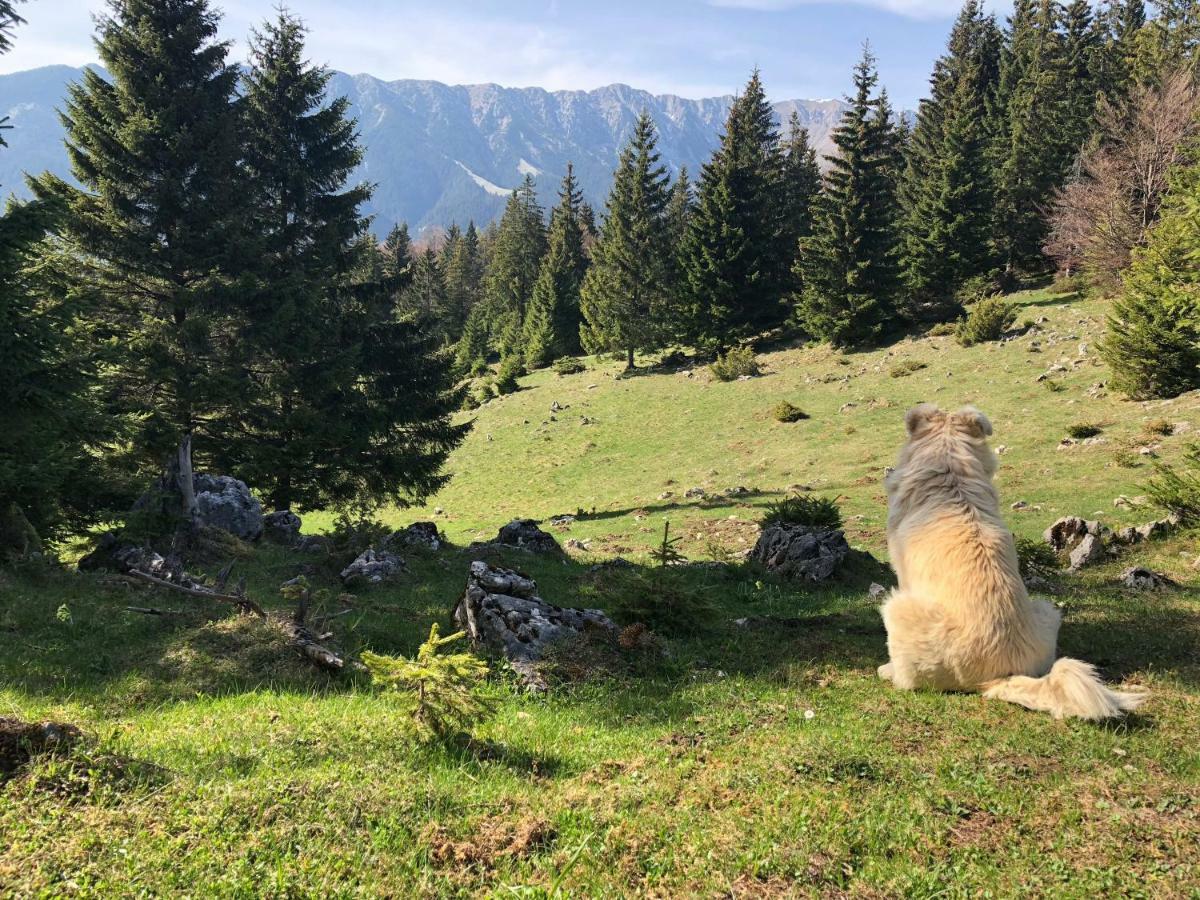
[889,404,998,498]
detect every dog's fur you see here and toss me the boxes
[877,403,1145,720]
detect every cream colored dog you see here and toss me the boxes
[878,403,1145,720]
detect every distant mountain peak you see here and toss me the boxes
[0,65,850,235]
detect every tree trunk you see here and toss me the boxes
[176,434,198,524]
[626,347,635,371]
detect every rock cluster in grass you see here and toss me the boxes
[340,548,407,586]
[454,560,618,689]
[1044,513,1181,571]
[192,474,264,541]
[468,519,562,555]
[383,522,445,552]
[1119,566,1175,591]
[750,524,850,582]
[263,509,303,546]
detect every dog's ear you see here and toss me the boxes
[951,406,993,438]
[905,403,943,436]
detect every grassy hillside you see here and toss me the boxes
[2,284,1199,897]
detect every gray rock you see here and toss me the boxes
[1069,533,1106,571]
[454,561,618,689]
[263,509,302,546]
[296,534,330,555]
[493,519,562,554]
[750,524,851,582]
[1044,516,1105,552]
[548,514,576,528]
[384,522,445,552]
[340,549,407,586]
[684,487,707,499]
[1120,567,1174,591]
[193,474,264,541]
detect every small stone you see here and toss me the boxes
[1011,500,1029,510]
[263,509,302,546]
[1068,533,1106,571]
[839,402,857,413]
[340,549,407,586]
[868,582,887,599]
[684,487,707,499]
[1119,566,1173,591]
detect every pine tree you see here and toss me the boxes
[1131,0,1200,83]
[779,113,822,267]
[523,164,588,368]
[580,111,674,369]
[1100,156,1200,398]
[794,47,902,346]
[991,0,1074,272]
[443,221,484,343]
[383,223,412,277]
[682,71,788,347]
[1063,0,1103,157]
[0,0,24,55]
[224,10,465,509]
[480,175,545,364]
[34,0,244,469]
[1093,0,1145,102]
[899,0,1001,317]
[401,249,449,327]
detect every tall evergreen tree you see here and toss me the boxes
[794,47,902,346]
[682,71,788,347]
[523,164,588,367]
[225,10,465,509]
[1132,0,1200,82]
[443,221,484,341]
[580,111,674,369]
[0,0,24,55]
[899,0,1001,317]
[1063,0,1103,157]
[779,114,822,260]
[35,0,244,468]
[991,0,1074,272]
[383,222,412,277]
[401,249,449,327]
[479,175,545,365]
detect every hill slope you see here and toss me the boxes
[0,65,849,233]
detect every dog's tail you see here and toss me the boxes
[981,658,1146,721]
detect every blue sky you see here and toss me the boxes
[0,0,1003,107]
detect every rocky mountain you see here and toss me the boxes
[1,65,849,235]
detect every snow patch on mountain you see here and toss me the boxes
[454,161,512,197]
[517,158,542,177]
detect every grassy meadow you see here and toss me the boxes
[2,283,1199,897]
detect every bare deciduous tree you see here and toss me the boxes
[1045,70,1200,290]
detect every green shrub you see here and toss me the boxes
[773,401,810,423]
[552,356,587,376]
[492,357,524,395]
[1147,443,1200,524]
[762,494,842,529]
[710,347,760,382]
[1114,448,1140,468]
[889,360,928,378]
[362,624,495,743]
[1016,537,1059,582]
[956,295,1018,346]
[1066,423,1103,440]
[955,273,1002,306]
[928,322,957,337]
[1144,418,1175,437]
[328,510,390,557]
[1041,379,1065,393]
[590,566,718,637]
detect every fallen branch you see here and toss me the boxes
[125,606,180,616]
[125,569,267,618]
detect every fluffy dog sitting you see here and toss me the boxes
[877,403,1145,720]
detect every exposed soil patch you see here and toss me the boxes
[0,718,80,779]
[423,815,556,869]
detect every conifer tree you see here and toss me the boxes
[1094,0,1147,103]
[991,0,1074,272]
[480,175,545,364]
[402,249,449,328]
[794,48,902,346]
[664,166,695,298]
[0,0,23,55]
[1131,0,1200,82]
[779,114,822,265]
[899,0,1001,317]
[383,223,412,277]
[225,10,465,509]
[682,71,788,346]
[523,164,588,368]
[1063,0,1102,157]
[1100,156,1200,398]
[580,111,674,369]
[443,221,484,340]
[35,0,244,468]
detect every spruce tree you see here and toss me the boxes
[682,71,787,347]
[481,175,545,364]
[383,223,412,277]
[1100,156,1200,398]
[1063,0,1103,157]
[991,0,1074,272]
[443,221,484,343]
[226,10,464,509]
[401,249,449,328]
[899,0,1001,317]
[794,47,902,347]
[580,111,674,369]
[523,164,588,368]
[1094,0,1147,103]
[35,0,244,468]
[779,114,822,264]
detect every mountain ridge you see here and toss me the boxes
[1,65,851,234]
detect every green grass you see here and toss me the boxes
[3,285,1199,896]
